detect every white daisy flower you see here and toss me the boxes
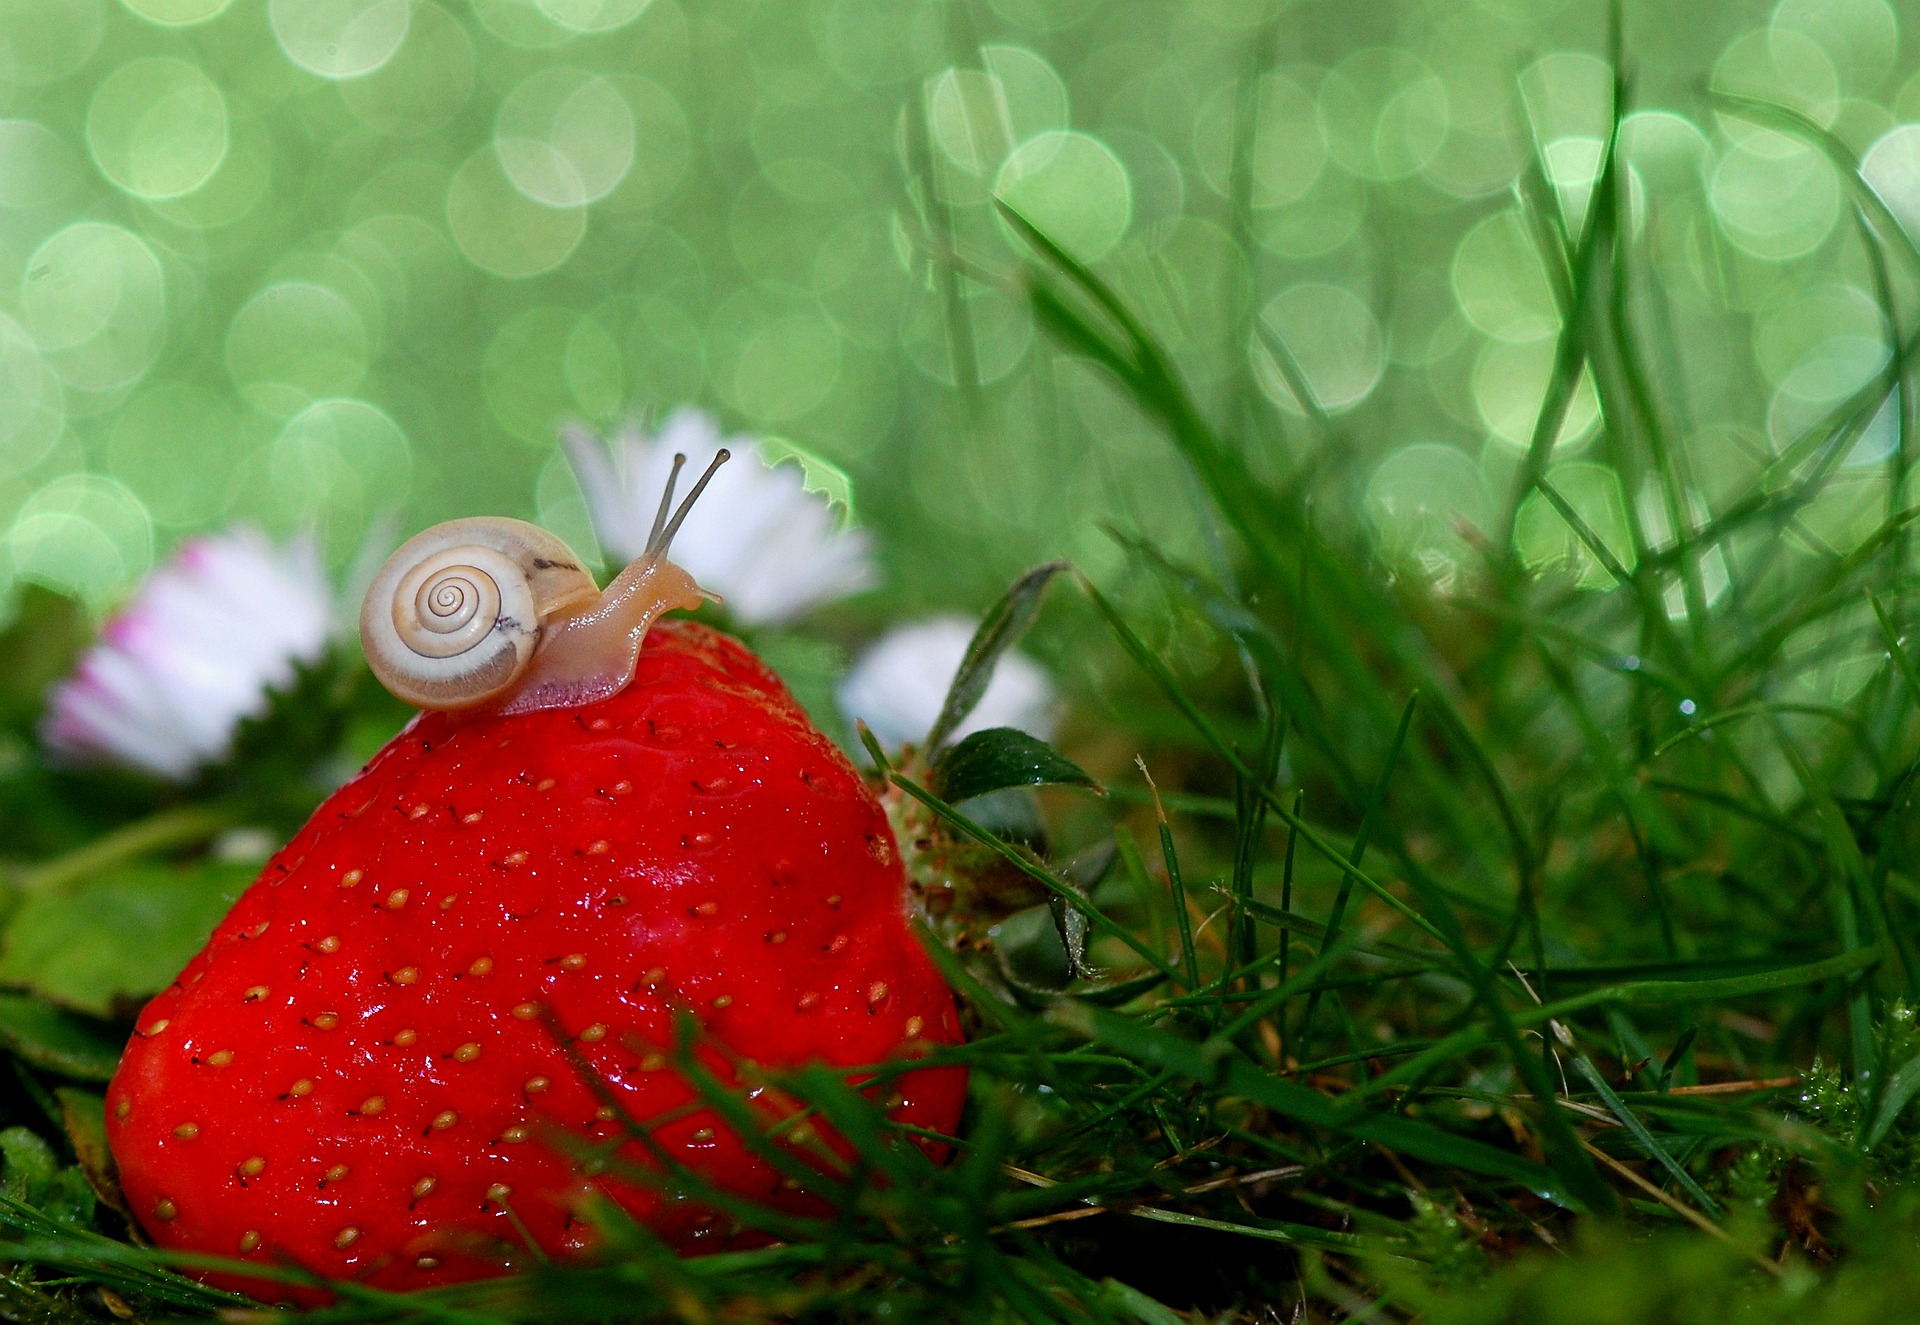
[839,615,1058,749]
[41,528,334,781]
[561,409,877,627]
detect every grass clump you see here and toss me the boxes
[1,20,1920,1325]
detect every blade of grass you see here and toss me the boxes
[1297,695,1418,1061]
[1048,1003,1581,1207]
[1343,944,1884,1111]
[1279,788,1303,1063]
[1568,1053,1721,1216]
[1137,759,1200,994]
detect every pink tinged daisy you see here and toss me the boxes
[838,615,1058,750]
[41,528,334,782]
[561,408,877,627]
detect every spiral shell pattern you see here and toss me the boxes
[396,553,505,660]
[360,518,597,711]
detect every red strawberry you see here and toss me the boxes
[105,618,965,1300]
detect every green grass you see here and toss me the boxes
[5,17,1920,1325]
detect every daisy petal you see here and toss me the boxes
[839,616,1058,750]
[562,409,878,626]
[40,528,336,782]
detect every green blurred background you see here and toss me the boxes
[0,0,1911,628]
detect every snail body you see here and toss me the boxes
[490,549,708,715]
[362,452,726,714]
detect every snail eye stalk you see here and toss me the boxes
[644,452,687,556]
[648,449,730,558]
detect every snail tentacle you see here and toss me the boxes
[645,452,687,553]
[649,448,729,555]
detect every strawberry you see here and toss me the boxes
[105,618,965,1300]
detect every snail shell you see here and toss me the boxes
[360,518,598,711]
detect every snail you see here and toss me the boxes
[361,450,728,715]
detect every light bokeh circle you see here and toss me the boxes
[20,222,167,393]
[86,57,229,200]
[270,397,412,522]
[269,0,411,80]
[732,313,844,423]
[535,0,651,32]
[1862,124,1920,239]
[446,146,587,278]
[227,282,370,417]
[994,129,1132,262]
[534,449,602,565]
[1474,337,1601,454]
[121,0,234,24]
[1366,442,1492,588]
[0,121,82,209]
[494,67,634,207]
[339,1,475,137]
[9,473,153,608]
[1319,47,1449,181]
[0,314,65,477]
[1451,210,1560,342]
[106,380,245,526]
[1709,137,1842,261]
[1251,74,1326,207]
[1712,28,1840,139]
[483,317,569,447]
[1616,109,1710,194]
[1753,281,1888,405]
[470,0,575,48]
[0,0,106,88]
[144,109,272,230]
[1519,52,1613,147]
[603,74,689,213]
[1542,135,1605,232]
[984,45,1069,143]
[902,283,1031,385]
[1772,0,1898,97]
[1253,283,1385,414]
[1513,462,1634,589]
[929,68,1013,179]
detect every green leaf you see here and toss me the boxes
[982,843,1119,996]
[0,862,252,1017]
[0,994,122,1081]
[1053,841,1113,982]
[0,1127,56,1203]
[757,436,859,523]
[0,587,89,734]
[0,1124,93,1231]
[1070,970,1167,1006]
[931,727,1099,804]
[992,904,1074,994]
[925,562,1068,752]
[56,1087,123,1220]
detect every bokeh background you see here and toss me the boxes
[0,0,1913,632]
